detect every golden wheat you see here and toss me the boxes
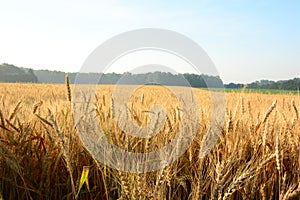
[0,83,299,199]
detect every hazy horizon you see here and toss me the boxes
[1,0,299,84]
[3,62,300,85]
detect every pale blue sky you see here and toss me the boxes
[0,0,299,83]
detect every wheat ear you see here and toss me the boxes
[262,100,277,123]
[65,74,71,102]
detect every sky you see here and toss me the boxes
[0,0,300,83]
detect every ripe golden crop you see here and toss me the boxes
[0,83,299,199]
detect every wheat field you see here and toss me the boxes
[0,82,299,200]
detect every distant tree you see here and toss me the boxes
[225,83,244,89]
[0,64,38,83]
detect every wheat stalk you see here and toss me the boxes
[0,109,5,126]
[48,109,76,197]
[65,74,71,102]
[118,171,130,199]
[33,100,43,114]
[262,100,277,124]
[8,100,21,121]
[292,99,299,120]
[213,161,224,200]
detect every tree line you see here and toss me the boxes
[1,63,299,90]
[227,79,300,91]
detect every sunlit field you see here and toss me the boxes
[0,82,299,200]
